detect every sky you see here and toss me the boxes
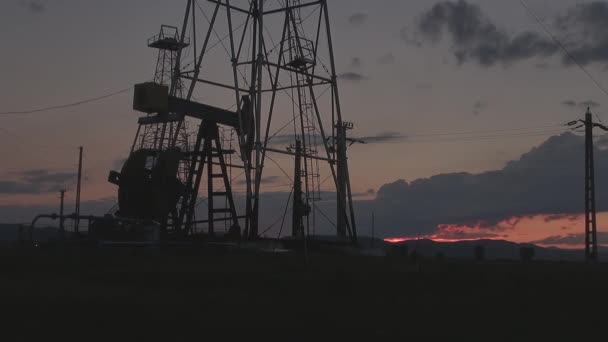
[2,0,608,248]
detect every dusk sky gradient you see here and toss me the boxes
[2,0,608,248]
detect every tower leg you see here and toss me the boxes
[293,140,304,237]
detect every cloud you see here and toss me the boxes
[22,170,74,184]
[269,132,406,148]
[348,13,368,26]
[530,232,608,246]
[357,132,407,144]
[0,169,75,194]
[18,1,46,13]
[408,1,608,67]
[562,100,577,108]
[561,99,600,109]
[267,134,325,148]
[432,224,504,240]
[408,0,558,67]
[377,53,396,65]
[369,132,608,237]
[472,101,487,116]
[338,72,368,82]
[543,213,581,223]
[554,2,608,66]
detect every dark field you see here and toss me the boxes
[2,245,607,339]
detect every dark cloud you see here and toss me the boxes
[348,13,368,26]
[267,134,324,148]
[338,72,368,82]
[562,99,600,109]
[377,53,396,65]
[562,100,577,108]
[543,213,581,223]
[530,232,608,246]
[269,132,406,148]
[472,101,487,116]
[369,132,608,237]
[409,0,557,67]
[0,181,39,195]
[433,226,503,240]
[554,2,608,66]
[22,170,74,184]
[357,132,407,144]
[18,0,45,13]
[0,169,76,194]
[409,1,608,67]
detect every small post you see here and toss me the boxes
[371,211,375,247]
[59,190,66,237]
[336,123,347,237]
[292,140,304,237]
[75,146,83,234]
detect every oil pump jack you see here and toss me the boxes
[107,25,249,239]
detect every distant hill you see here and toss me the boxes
[390,239,596,262]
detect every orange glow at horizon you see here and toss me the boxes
[384,236,496,244]
[383,212,608,249]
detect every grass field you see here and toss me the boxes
[2,244,608,339]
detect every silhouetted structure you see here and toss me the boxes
[74,146,83,234]
[291,140,308,237]
[59,190,66,236]
[569,107,608,262]
[107,0,358,243]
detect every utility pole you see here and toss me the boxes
[569,107,608,262]
[59,190,66,237]
[336,121,357,241]
[372,212,375,243]
[292,140,305,238]
[74,146,83,234]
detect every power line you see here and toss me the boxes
[405,124,564,138]
[0,86,133,115]
[518,0,608,98]
[397,129,567,144]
